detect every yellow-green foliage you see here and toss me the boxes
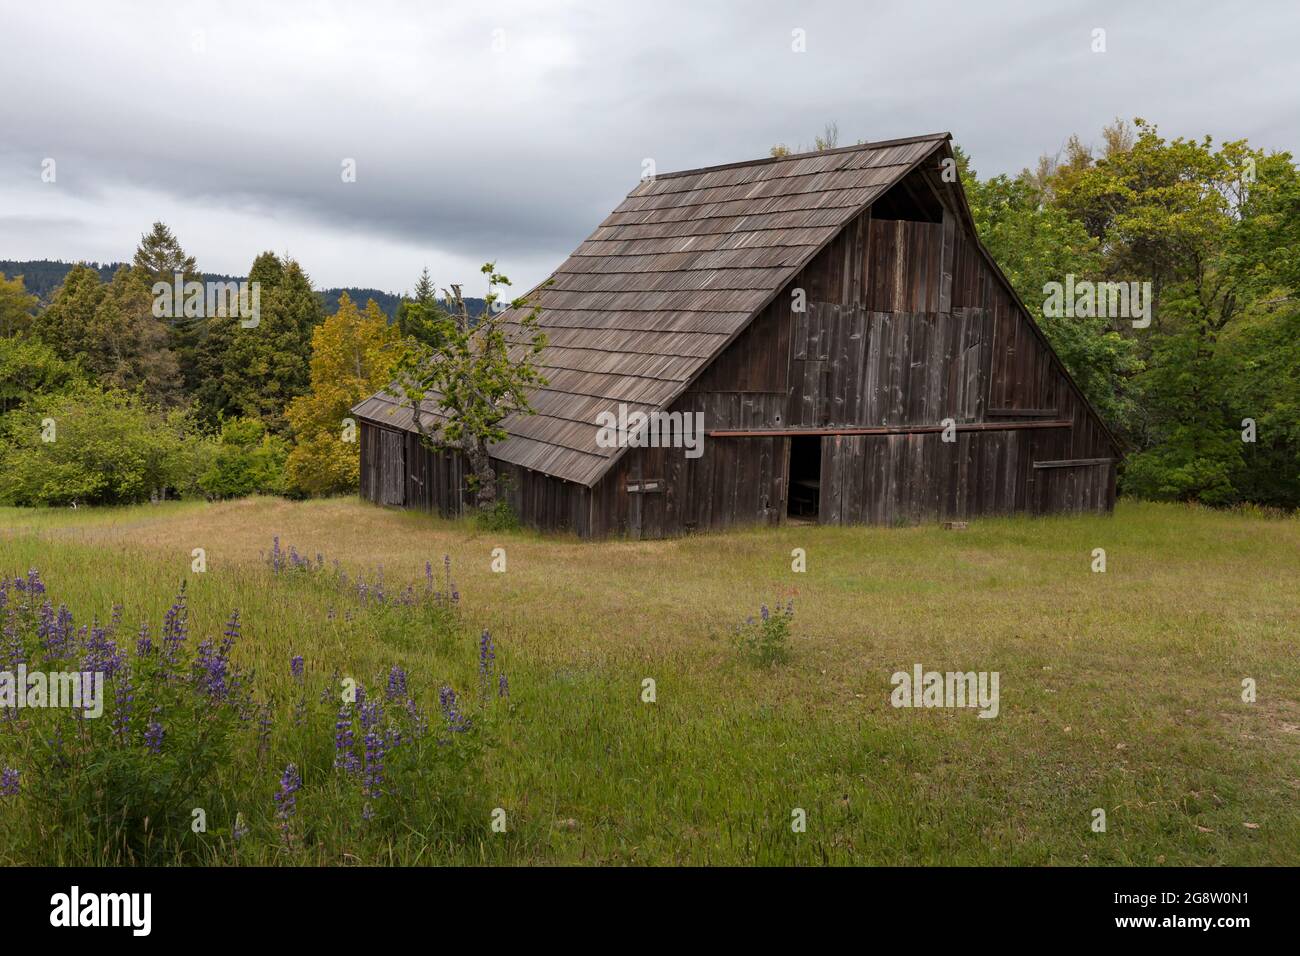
[284,293,398,496]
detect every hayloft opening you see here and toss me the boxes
[870,169,943,223]
[787,436,822,519]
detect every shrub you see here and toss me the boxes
[732,600,794,667]
[197,417,289,499]
[473,500,520,532]
[0,386,200,506]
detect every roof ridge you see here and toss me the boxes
[649,132,951,183]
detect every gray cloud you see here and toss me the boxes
[1,0,1297,294]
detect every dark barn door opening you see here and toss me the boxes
[787,436,822,519]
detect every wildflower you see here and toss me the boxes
[274,763,302,840]
[439,685,470,734]
[478,630,496,700]
[144,718,164,755]
[161,583,189,669]
[334,703,359,774]
[112,666,134,744]
[405,697,429,738]
[499,671,509,698]
[362,729,385,800]
[359,698,382,734]
[257,706,272,755]
[0,767,18,796]
[232,813,249,841]
[385,665,407,702]
[290,655,305,680]
[135,622,152,657]
[194,639,231,701]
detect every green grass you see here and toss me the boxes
[1,496,1296,865]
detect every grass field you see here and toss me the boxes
[1,496,1297,865]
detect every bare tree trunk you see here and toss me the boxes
[463,435,497,510]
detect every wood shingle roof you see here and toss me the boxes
[353,133,951,485]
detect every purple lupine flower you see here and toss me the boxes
[438,685,470,734]
[80,619,125,682]
[290,655,305,680]
[4,609,24,674]
[144,717,164,755]
[194,640,228,700]
[478,630,496,700]
[274,763,302,839]
[498,671,509,698]
[359,698,382,735]
[257,706,272,755]
[36,601,57,659]
[112,666,134,744]
[25,569,45,596]
[222,609,240,653]
[269,536,283,573]
[405,698,428,738]
[54,606,74,658]
[385,665,407,702]
[760,604,770,622]
[232,813,249,841]
[135,622,152,657]
[161,583,189,670]
[0,767,18,796]
[362,729,385,800]
[334,703,359,774]
[425,561,434,593]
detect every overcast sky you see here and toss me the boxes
[2,0,1297,296]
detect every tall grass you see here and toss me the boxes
[1,497,1297,865]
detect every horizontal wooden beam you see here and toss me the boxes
[987,408,1059,418]
[707,420,1074,438]
[1032,458,1114,469]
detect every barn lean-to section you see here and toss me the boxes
[354,133,1119,538]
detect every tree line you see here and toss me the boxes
[0,116,1296,512]
[959,118,1297,508]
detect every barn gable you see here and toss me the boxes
[354,133,1120,537]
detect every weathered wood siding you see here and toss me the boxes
[591,172,1117,536]
[359,421,592,534]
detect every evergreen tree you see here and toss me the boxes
[131,221,202,394]
[30,264,181,405]
[194,252,322,433]
[395,266,440,345]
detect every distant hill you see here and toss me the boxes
[0,260,484,320]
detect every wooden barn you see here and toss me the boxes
[353,132,1119,538]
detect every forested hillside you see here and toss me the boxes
[0,259,484,319]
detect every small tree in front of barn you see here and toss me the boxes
[396,263,548,513]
